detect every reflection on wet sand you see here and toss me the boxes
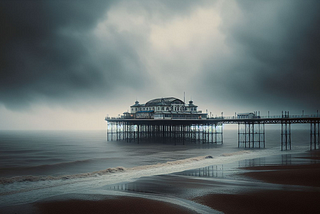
[103,151,320,213]
[176,165,224,178]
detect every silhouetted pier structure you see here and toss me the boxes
[106,112,320,151]
[106,119,223,145]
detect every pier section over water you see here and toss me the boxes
[106,119,223,145]
[105,97,320,150]
[106,116,320,151]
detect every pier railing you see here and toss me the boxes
[106,114,320,121]
[211,114,320,119]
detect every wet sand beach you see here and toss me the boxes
[35,196,197,214]
[193,151,320,213]
[193,190,320,214]
[1,194,198,214]
[101,150,320,214]
[2,150,320,214]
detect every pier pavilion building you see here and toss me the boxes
[124,97,207,120]
[106,97,223,145]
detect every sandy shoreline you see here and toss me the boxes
[193,190,320,214]
[193,150,320,213]
[238,163,320,187]
[1,150,320,214]
[0,195,198,214]
[238,150,320,187]
[34,196,197,214]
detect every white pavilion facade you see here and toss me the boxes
[123,97,207,119]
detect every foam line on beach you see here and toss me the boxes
[0,167,126,185]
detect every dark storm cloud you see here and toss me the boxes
[0,0,212,110]
[202,0,320,112]
[0,0,148,109]
[3,0,318,114]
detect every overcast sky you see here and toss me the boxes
[1,0,320,130]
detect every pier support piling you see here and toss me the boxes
[280,112,291,151]
[106,121,223,145]
[238,122,265,148]
[310,120,320,150]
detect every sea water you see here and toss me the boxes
[0,125,311,207]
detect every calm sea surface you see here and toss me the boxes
[0,126,310,178]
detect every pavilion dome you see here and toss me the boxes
[145,97,184,106]
[131,100,143,107]
[188,100,197,107]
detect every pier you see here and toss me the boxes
[105,97,319,151]
[106,114,320,151]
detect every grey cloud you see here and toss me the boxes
[201,0,320,112]
[0,0,214,110]
[2,0,319,114]
[125,0,211,19]
[0,0,149,110]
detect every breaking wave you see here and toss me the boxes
[0,167,126,185]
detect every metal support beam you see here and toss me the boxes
[281,120,291,151]
[238,122,265,149]
[310,120,320,150]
